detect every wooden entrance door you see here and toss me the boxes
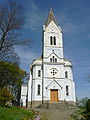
[50,89,58,102]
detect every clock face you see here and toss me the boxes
[50,27,55,32]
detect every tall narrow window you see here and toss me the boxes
[53,56,54,62]
[37,85,40,95]
[50,58,52,62]
[54,36,56,45]
[65,71,68,78]
[50,36,53,45]
[66,85,69,96]
[55,58,57,62]
[38,70,41,77]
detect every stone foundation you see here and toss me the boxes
[27,101,42,108]
[27,100,76,108]
[66,101,76,106]
[58,100,76,106]
[27,101,31,108]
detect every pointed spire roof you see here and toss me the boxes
[45,8,57,27]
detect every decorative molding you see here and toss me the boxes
[44,46,63,48]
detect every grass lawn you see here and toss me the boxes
[0,106,34,120]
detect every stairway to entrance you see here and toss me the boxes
[37,101,77,110]
[35,101,78,120]
[37,109,75,120]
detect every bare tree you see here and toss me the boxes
[0,0,28,62]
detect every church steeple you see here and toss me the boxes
[45,8,57,27]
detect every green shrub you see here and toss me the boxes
[0,88,13,107]
[78,97,88,108]
[86,99,90,112]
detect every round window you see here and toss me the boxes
[50,68,58,77]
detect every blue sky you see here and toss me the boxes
[1,0,90,100]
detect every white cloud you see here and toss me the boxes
[87,34,90,39]
[23,1,80,33]
[16,46,39,61]
[15,46,40,71]
[24,1,47,31]
[62,22,79,33]
[24,1,78,33]
[56,13,79,34]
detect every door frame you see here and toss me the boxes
[50,89,58,102]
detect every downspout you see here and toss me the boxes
[31,67,33,108]
[26,83,28,108]
[42,26,44,104]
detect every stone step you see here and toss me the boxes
[36,102,77,110]
[47,103,68,109]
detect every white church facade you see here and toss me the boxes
[20,9,76,108]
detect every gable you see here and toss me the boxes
[44,51,62,63]
[45,21,62,33]
[46,80,62,89]
[47,51,61,59]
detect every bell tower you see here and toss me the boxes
[43,8,64,60]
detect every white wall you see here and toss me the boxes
[43,21,64,58]
[20,85,27,106]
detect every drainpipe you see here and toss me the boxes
[42,26,45,104]
[31,68,33,108]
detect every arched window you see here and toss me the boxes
[66,85,69,96]
[50,58,52,62]
[65,71,68,78]
[54,36,56,45]
[37,85,40,95]
[52,56,54,62]
[55,58,57,62]
[38,70,41,77]
[50,56,57,63]
[50,36,53,45]
[50,36,56,45]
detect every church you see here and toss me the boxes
[20,8,76,108]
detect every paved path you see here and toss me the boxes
[34,108,75,120]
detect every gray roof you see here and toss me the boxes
[45,8,57,27]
